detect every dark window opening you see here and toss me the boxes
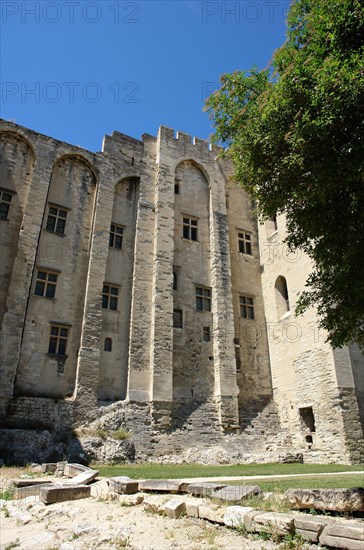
[0,189,13,220]
[196,286,212,311]
[48,325,69,356]
[238,232,252,255]
[109,224,124,249]
[104,337,112,352]
[34,270,58,299]
[102,284,119,310]
[173,272,178,291]
[183,217,198,241]
[299,407,316,433]
[173,309,183,329]
[202,326,211,342]
[46,206,67,235]
[240,296,255,319]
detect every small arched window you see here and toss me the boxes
[275,276,290,318]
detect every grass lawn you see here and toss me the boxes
[95,462,363,480]
[236,474,364,492]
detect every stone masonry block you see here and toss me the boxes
[64,463,88,477]
[41,463,57,473]
[198,504,225,524]
[143,495,169,514]
[184,497,200,518]
[163,499,186,519]
[224,506,256,529]
[63,469,99,486]
[39,485,91,504]
[110,477,139,495]
[186,482,227,497]
[249,512,295,535]
[319,522,364,550]
[294,516,331,542]
[138,479,183,493]
[212,484,261,503]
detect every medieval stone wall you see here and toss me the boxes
[0,119,363,463]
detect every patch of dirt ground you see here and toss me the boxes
[0,474,281,550]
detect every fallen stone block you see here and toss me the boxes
[143,495,169,514]
[110,477,139,495]
[237,509,259,532]
[294,515,331,542]
[319,522,364,550]
[285,488,364,512]
[186,482,227,497]
[198,503,225,524]
[56,462,66,474]
[63,469,99,486]
[224,506,255,529]
[184,497,200,518]
[164,499,186,519]
[39,484,91,504]
[212,484,261,503]
[249,511,295,535]
[15,478,53,487]
[41,463,57,474]
[138,479,183,493]
[63,463,88,477]
[15,483,52,499]
[119,494,144,506]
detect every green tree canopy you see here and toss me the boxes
[205,0,364,349]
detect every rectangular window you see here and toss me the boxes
[102,284,119,310]
[238,231,252,255]
[34,270,58,299]
[46,206,67,235]
[173,309,183,328]
[0,189,13,220]
[196,286,212,311]
[48,325,69,356]
[104,337,112,352]
[183,217,198,241]
[173,272,178,291]
[240,295,255,319]
[202,326,211,342]
[109,223,124,249]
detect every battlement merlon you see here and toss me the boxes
[156,125,226,165]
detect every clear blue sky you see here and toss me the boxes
[0,1,289,152]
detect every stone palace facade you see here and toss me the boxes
[0,119,363,463]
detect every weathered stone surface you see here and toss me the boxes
[285,488,364,512]
[212,484,261,503]
[143,495,169,514]
[15,478,52,487]
[119,494,144,506]
[223,506,255,528]
[0,118,363,467]
[184,497,200,518]
[198,504,225,524]
[64,463,88,477]
[138,479,183,493]
[249,512,295,535]
[163,499,186,519]
[319,522,364,550]
[41,463,57,473]
[110,477,139,494]
[39,485,91,504]
[67,436,135,465]
[294,516,331,542]
[186,482,227,497]
[15,483,52,499]
[63,469,99,485]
